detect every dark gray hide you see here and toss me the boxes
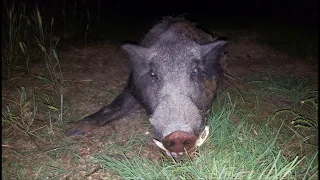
[66,17,227,156]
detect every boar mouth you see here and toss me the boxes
[153,126,210,157]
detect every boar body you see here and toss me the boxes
[67,17,227,157]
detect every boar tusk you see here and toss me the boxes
[153,139,182,157]
[153,139,169,152]
[195,125,210,147]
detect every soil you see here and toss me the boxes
[2,34,318,179]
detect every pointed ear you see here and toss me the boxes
[199,40,227,77]
[122,44,150,63]
[200,40,227,57]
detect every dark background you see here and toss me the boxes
[98,0,318,30]
[11,0,318,30]
[4,0,318,46]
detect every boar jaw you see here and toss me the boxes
[153,125,210,157]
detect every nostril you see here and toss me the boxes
[164,140,176,148]
[183,140,191,146]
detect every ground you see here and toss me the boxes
[2,31,318,179]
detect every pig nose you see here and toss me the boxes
[162,131,197,153]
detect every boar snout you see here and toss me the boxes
[162,131,197,153]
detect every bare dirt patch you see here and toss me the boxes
[225,39,317,79]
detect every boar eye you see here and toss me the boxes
[192,67,198,75]
[149,70,158,79]
[191,60,200,76]
[149,63,157,78]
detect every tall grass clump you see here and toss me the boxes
[92,91,317,179]
[2,1,64,139]
[2,2,31,77]
[33,6,63,87]
[2,1,63,84]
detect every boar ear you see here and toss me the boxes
[200,40,227,58]
[122,44,149,62]
[199,40,227,77]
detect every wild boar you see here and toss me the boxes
[67,17,227,157]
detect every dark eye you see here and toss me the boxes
[149,70,158,81]
[191,60,200,76]
[192,67,198,75]
[149,63,157,78]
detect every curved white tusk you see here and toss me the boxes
[153,139,169,152]
[195,125,210,147]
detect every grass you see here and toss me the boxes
[245,70,317,105]
[92,91,318,179]
[2,0,64,129]
[272,98,318,130]
[2,2,67,178]
[88,70,318,179]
